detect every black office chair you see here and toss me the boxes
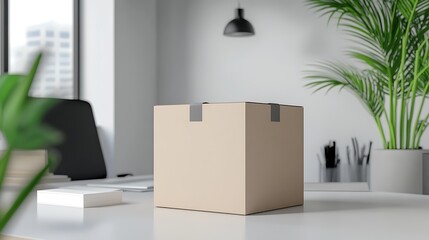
[42,99,107,180]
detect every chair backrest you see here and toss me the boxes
[42,99,107,180]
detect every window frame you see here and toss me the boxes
[0,0,80,99]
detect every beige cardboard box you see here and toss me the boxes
[154,102,303,215]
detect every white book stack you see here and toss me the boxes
[3,150,71,186]
[5,174,71,185]
[37,186,123,208]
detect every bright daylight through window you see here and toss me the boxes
[8,0,76,99]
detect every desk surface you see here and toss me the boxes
[3,184,429,240]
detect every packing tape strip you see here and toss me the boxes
[190,103,203,122]
[270,103,280,122]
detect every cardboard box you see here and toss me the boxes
[154,102,303,215]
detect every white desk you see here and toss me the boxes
[3,184,429,240]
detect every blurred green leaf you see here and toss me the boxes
[0,75,22,105]
[0,52,63,232]
[0,148,12,192]
[0,75,22,134]
[2,53,42,146]
[13,125,63,150]
[19,98,60,129]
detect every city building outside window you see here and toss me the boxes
[2,0,79,99]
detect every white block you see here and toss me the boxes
[37,186,122,208]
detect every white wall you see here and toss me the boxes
[81,0,116,175]
[81,0,429,181]
[81,0,157,177]
[156,0,382,182]
[115,0,157,176]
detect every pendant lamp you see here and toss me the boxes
[224,3,255,37]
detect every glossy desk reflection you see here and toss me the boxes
[5,190,429,240]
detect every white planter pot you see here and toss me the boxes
[370,149,429,194]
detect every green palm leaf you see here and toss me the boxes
[306,63,384,117]
[306,0,429,149]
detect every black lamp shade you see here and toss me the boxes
[224,8,255,37]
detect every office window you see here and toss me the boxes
[4,0,79,99]
[43,69,55,74]
[60,31,69,38]
[60,42,69,48]
[45,51,55,57]
[46,30,54,37]
[27,41,40,47]
[59,53,70,58]
[26,30,40,37]
[46,41,54,47]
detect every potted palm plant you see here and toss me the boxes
[306,0,429,193]
[0,53,62,235]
